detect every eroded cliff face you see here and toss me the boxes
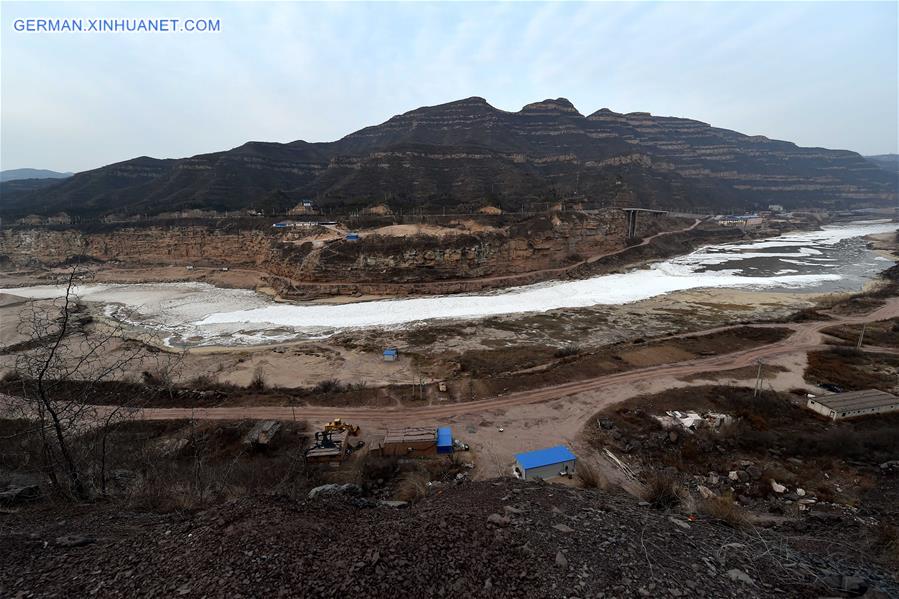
[0,212,651,294]
[0,228,271,269]
[266,212,633,285]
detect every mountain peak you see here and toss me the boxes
[520,98,582,116]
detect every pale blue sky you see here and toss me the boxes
[1,1,896,173]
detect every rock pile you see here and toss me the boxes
[1,480,895,598]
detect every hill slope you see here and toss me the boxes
[3,480,897,598]
[4,98,896,218]
[867,154,899,175]
[0,168,73,182]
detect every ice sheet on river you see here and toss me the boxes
[1,221,895,346]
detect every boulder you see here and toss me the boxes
[487,513,510,527]
[726,569,753,585]
[770,480,787,494]
[242,420,281,446]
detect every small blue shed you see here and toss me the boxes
[514,445,576,480]
[346,233,360,241]
[383,347,398,362]
[436,427,453,454]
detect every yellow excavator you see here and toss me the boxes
[324,418,360,436]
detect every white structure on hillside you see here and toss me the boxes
[806,389,899,420]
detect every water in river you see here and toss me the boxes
[2,221,895,347]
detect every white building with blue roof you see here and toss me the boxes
[513,445,576,480]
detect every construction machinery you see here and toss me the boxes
[324,418,360,436]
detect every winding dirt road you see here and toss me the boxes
[131,297,899,425]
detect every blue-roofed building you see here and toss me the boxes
[346,233,360,241]
[513,445,576,480]
[436,427,453,454]
[383,347,398,362]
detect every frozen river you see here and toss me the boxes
[2,221,895,347]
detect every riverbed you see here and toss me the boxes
[1,221,895,347]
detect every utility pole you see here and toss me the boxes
[856,323,866,350]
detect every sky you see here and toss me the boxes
[1,1,897,173]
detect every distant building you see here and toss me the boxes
[716,214,764,227]
[768,204,785,213]
[513,446,576,480]
[346,233,361,241]
[806,389,899,420]
[47,212,72,225]
[383,348,398,362]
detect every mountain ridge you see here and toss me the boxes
[2,98,895,218]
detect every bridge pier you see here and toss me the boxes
[625,210,638,240]
[620,207,668,241]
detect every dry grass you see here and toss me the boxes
[248,366,267,392]
[871,524,899,568]
[640,471,682,509]
[393,470,430,503]
[700,494,750,529]
[575,460,608,490]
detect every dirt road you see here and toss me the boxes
[130,297,899,425]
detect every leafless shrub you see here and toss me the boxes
[394,470,429,503]
[248,366,267,392]
[700,494,750,529]
[576,460,608,490]
[640,471,682,509]
[7,266,166,499]
[313,379,347,394]
[187,374,218,389]
[871,524,899,568]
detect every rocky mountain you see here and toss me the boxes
[866,154,899,175]
[3,98,896,218]
[0,168,73,182]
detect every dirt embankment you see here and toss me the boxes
[805,348,899,393]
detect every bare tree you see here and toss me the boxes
[9,266,170,499]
